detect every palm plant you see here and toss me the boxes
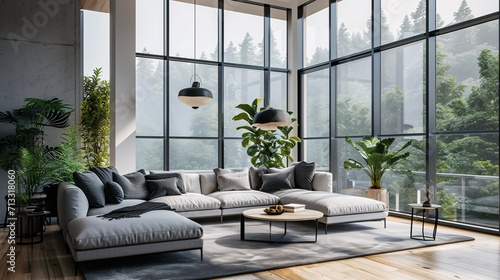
[17,146,56,206]
[232,98,301,168]
[0,98,73,206]
[343,137,413,189]
[0,98,73,170]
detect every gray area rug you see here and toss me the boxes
[79,218,474,280]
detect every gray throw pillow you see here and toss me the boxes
[90,166,119,185]
[113,172,149,200]
[260,167,294,192]
[147,177,181,199]
[73,171,106,207]
[269,166,296,188]
[217,172,251,191]
[294,161,317,190]
[249,166,269,190]
[145,172,186,194]
[104,181,124,204]
[213,168,248,190]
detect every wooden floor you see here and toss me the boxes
[1,216,499,280]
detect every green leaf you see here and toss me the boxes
[232,112,253,124]
[241,138,250,147]
[247,145,258,156]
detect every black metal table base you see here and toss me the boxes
[240,215,319,243]
[410,208,439,241]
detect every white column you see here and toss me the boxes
[110,0,136,173]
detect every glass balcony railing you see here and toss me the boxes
[339,170,499,229]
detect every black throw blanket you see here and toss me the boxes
[98,202,175,220]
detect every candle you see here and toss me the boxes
[395,192,400,211]
[417,190,421,204]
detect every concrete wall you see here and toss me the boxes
[0,0,81,225]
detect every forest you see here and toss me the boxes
[133,0,499,226]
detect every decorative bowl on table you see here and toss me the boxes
[264,204,284,215]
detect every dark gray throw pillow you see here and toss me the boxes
[260,168,294,192]
[145,172,186,194]
[147,177,181,199]
[73,171,106,207]
[249,166,269,190]
[269,166,296,188]
[90,166,119,185]
[294,161,317,190]
[113,172,149,200]
[104,181,124,204]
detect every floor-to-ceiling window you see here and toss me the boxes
[135,0,289,170]
[299,0,499,231]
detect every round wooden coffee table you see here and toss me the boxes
[240,208,323,243]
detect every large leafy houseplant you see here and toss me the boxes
[81,67,110,168]
[232,98,301,168]
[0,98,73,171]
[17,146,56,206]
[343,137,413,189]
[0,98,74,206]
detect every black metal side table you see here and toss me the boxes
[17,210,50,245]
[408,204,441,241]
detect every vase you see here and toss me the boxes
[366,188,389,207]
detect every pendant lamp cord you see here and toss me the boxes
[193,0,197,80]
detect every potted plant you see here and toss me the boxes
[0,98,73,210]
[16,146,56,210]
[343,136,413,205]
[232,98,301,168]
[81,67,110,168]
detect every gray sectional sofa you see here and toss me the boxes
[58,165,388,265]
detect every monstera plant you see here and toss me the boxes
[232,98,301,168]
[343,136,413,189]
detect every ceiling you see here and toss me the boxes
[80,0,308,13]
[81,0,109,13]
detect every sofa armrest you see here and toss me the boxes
[57,182,89,234]
[312,172,333,192]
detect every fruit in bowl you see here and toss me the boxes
[264,204,284,215]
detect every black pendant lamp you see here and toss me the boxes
[252,107,292,131]
[178,75,213,109]
[178,0,213,109]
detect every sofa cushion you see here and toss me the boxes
[113,172,149,200]
[311,172,333,192]
[73,171,106,208]
[68,211,203,250]
[150,193,221,212]
[90,166,119,185]
[208,190,280,209]
[273,189,387,216]
[104,181,124,204]
[260,167,294,192]
[293,161,317,190]
[147,177,181,199]
[183,173,202,193]
[200,173,217,195]
[217,171,251,191]
[146,172,186,194]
